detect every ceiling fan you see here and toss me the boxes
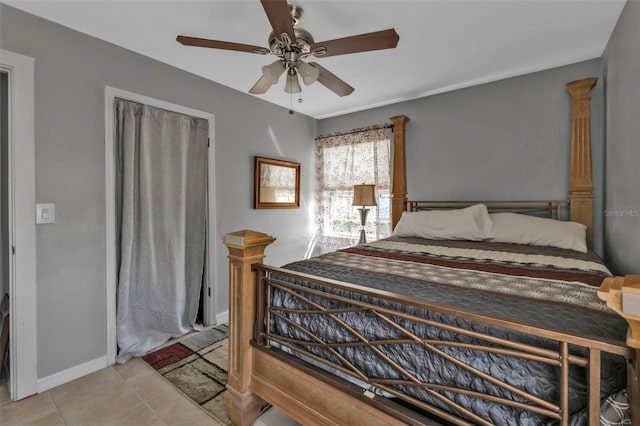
[177,0,399,97]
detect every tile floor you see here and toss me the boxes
[1,358,217,425]
[0,353,299,426]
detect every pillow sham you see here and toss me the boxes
[490,212,587,253]
[392,204,493,241]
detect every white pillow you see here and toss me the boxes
[392,204,493,241]
[490,213,587,252]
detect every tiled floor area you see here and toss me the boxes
[1,359,225,425]
[0,358,298,426]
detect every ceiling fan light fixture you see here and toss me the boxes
[177,0,400,99]
[284,69,302,94]
[261,60,286,84]
[297,61,320,85]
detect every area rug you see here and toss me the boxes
[142,324,232,425]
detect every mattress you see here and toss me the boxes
[269,236,629,425]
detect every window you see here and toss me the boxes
[315,126,391,251]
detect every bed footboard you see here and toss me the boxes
[224,230,637,425]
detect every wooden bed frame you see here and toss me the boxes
[223,78,640,425]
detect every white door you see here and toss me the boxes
[0,49,37,400]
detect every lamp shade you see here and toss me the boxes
[261,60,286,84]
[352,184,377,207]
[284,69,301,93]
[297,61,320,86]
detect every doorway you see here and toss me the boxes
[0,49,37,400]
[1,70,8,398]
[104,87,216,365]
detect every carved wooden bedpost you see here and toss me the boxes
[223,230,276,426]
[566,78,597,249]
[390,115,411,230]
[598,275,640,424]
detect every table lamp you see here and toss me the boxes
[352,184,377,244]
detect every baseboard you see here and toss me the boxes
[216,310,229,325]
[37,355,108,393]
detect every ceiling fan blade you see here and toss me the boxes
[177,36,270,55]
[260,0,297,44]
[311,29,399,58]
[249,75,273,95]
[309,63,354,97]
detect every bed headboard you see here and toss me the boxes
[389,77,598,250]
[408,200,568,219]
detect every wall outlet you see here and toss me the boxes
[36,203,56,224]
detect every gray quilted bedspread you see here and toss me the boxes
[273,237,629,425]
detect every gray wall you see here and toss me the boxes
[602,0,640,275]
[318,60,605,254]
[0,4,316,378]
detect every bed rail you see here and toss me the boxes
[252,263,633,426]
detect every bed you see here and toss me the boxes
[222,78,640,425]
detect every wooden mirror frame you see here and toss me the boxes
[253,156,301,209]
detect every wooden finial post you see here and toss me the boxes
[566,77,597,249]
[223,230,276,426]
[598,274,640,424]
[390,115,410,230]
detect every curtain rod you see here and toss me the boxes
[314,123,393,141]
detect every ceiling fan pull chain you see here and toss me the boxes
[289,85,294,115]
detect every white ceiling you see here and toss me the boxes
[5,0,626,119]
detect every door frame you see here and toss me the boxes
[104,86,216,365]
[0,49,38,400]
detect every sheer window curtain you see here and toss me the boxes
[314,126,391,252]
[115,99,208,363]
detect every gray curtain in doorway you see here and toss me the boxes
[115,99,208,363]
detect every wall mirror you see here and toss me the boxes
[254,156,300,209]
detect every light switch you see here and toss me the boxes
[36,203,56,224]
